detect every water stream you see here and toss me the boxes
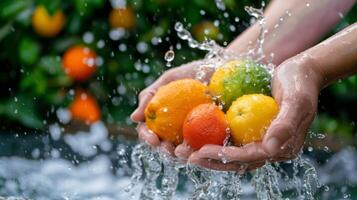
[0,3,354,200]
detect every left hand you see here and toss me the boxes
[175,55,323,172]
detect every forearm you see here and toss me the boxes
[305,23,357,88]
[227,0,356,65]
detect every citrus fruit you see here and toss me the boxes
[183,103,229,149]
[227,94,278,145]
[145,79,212,145]
[69,90,101,124]
[192,21,219,42]
[62,46,97,82]
[109,7,135,29]
[32,5,65,37]
[209,59,271,110]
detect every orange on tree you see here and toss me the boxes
[145,79,212,145]
[192,21,219,42]
[227,94,278,145]
[183,103,229,149]
[109,7,136,29]
[62,46,97,82]
[32,5,65,37]
[69,90,101,124]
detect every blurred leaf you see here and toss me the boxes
[20,68,47,96]
[19,37,40,65]
[0,22,13,41]
[74,0,105,17]
[15,7,33,26]
[53,36,81,52]
[140,19,169,42]
[66,13,82,34]
[0,0,31,19]
[38,55,61,75]
[0,95,43,129]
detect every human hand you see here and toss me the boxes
[175,55,323,172]
[131,60,214,155]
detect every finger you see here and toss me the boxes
[196,144,270,164]
[159,141,175,156]
[137,123,160,147]
[246,162,265,172]
[188,152,248,172]
[131,71,177,122]
[130,89,156,122]
[262,96,313,156]
[175,141,194,161]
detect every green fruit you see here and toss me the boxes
[209,59,271,110]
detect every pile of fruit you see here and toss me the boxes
[145,59,278,149]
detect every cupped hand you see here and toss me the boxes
[176,55,323,172]
[131,60,214,155]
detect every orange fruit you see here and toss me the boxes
[145,79,212,145]
[183,103,229,149]
[62,46,97,82]
[69,90,101,124]
[32,5,65,37]
[109,7,135,29]
[227,94,278,145]
[192,21,219,42]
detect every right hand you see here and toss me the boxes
[130,60,212,155]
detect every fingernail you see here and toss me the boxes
[266,137,281,156]
[130,111,138,122]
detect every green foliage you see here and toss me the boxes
[0,0,356,139]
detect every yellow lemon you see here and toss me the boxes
[227,94,278,145]
[32,5,65,37]
[209,59,271,110]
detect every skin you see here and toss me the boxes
[131,0,356,171]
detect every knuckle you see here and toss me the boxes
[161,69,177,81]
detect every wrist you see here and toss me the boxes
[286,53,326,91]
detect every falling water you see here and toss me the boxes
[126,4,327,200]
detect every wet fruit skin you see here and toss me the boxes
[209,59,271,110]
[32,5,65,37]
[69,91,101,124]
[227,94,278,145]
[183,103,229,150]
[62,46,97,82]
[109,7,136,29]
[145,79,213,145]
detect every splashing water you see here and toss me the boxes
[0,3,349,200]
[164,49,175,67]
[127,5,326,200]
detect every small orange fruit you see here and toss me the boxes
[145,79,212,145]
[227,94,278,145]
[192,21,219,42]
[32,5,65,37]
[183,103,229,149]
[62,46,97,82]
[69,90,101,124]
[109,7,136,29]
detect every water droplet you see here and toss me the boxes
[164,50,175,67]
[308,146,313,152]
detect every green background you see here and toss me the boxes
[0,0,356,141]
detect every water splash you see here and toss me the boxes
[164,49,175,67]
[124,4,324,200]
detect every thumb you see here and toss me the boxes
[130,90,155,122]
[262,100,304,156]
